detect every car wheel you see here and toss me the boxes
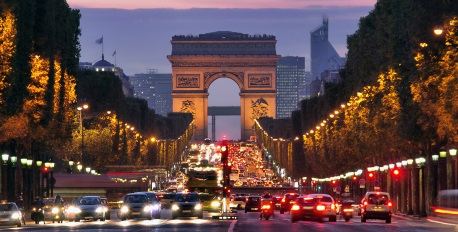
[121,217,126,221]
[329,216,337,222]
[198,213,203,219]
[344,217,350,222]
[361,216,366,223]
[386,217,391,224]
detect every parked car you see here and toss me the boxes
[0,202,24,227]
[360,192,392,223]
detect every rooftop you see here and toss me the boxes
[172,31,276,41]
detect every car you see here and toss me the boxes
[290,194,337,222]
[171,192,203,219]
[41,198,65,223]
[280,193,299,214]
[0,202,24,227]
[245,196,261,213]
[119,193,158,220]
[159,192,176,209]
[230,194,247,210]
[66,196,107,222]
[134,192,161,219]
[360,192,392,223]
[100,198,111,220]
[201,194,222,212]
[272,196,283,210]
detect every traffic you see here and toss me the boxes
[0,140,455,231]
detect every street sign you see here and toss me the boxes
[359,178,366,188]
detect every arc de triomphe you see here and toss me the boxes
[168,31,279,140]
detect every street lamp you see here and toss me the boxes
[85,167,91,173]
[440,150,447,158]
[432,154,439,161]
[10,156,17,164]
[77,104,89,163]
[2,153,9,164]
[20,158,27,166]
[68,160,74,166]
[77,164,83,172]
[450,149,457,157]
[433,27,443,36]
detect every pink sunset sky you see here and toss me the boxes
[68,0,376,9]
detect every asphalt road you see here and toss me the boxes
[0,210,455,231]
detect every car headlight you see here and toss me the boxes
[211,201,221,208]
[171,204,180,211]
[120,205,129,214]
[68,206,82,214]
[96,207,104,214]
[52,207,59,214]
[194,203,202,210]
[11,212,21,220]
[143,205,153,212]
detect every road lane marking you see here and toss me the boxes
[228,219,236,232]
[427,218,458,227]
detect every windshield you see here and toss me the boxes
[175,194,199,202]
[125,195,148,203]
[78,197,101,205]
[0,204,14,211]
[368,194,389,205]
[163,193,176,200]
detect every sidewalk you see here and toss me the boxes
[394,213,458,226]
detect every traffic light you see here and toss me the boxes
[391,168,401,181]
[368,172,374,179]
[220,140,231,198]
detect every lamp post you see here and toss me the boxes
[49,162,55,197]
[1,153,9,200]
[77,164,83,172]
[8,156,17,202]
[77,104,89,164]
[450,148,457,188]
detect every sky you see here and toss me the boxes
[71,2,374,140]
[68,0,375,9]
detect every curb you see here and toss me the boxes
[392,213,424,221]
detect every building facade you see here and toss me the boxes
[309,17,345,96]
[130,72,172,116]
[276,56,305,118]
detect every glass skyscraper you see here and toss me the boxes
[130,72,172,116]
[276,56,306,119]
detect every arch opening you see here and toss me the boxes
[207,77,241,141]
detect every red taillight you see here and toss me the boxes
[291,205,300,211]
[281,198,286,203]
[316,205,326,211]
[262,205,271,210]
[363,201,368,206]
[388,201,392,207]
[331,204,336,210]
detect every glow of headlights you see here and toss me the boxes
[152,204,160,211]
[95,207,104,213]
[51,207,59,214]
[211,201,221,208]
[120,206,129,214]
[143,205,153,212]
[11,212,20,220]
[171,204,180,211]
[194,204,202,210]
[68,206,82,214]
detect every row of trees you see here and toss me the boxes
[0,1,194,171]
[297,0,458,177]
[0,0,80,160]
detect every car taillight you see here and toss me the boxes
[291,205,300,211]
[316,205,326,211]
[331,204,336,210]
[281,198,285,203]
[262,205,271,210]
[363,201,368,206]
[388,201,392,207]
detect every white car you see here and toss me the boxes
[230,195,247,210]
[361,192,392,223]
[0,202,24,227]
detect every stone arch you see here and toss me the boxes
[204,72,244,90]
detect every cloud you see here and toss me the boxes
[68,0,376,9]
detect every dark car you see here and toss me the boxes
[66,196,107,222]
[272,196,283,210]
[119,193,157,220]
[171,193,203,219]
[290,194,337,222]
[135,192,161,219]
[245,196,261,213]
[280,193,299,214]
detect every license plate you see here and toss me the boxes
[303,206,313,210]
[252,208,258,210]
[132,212,141,215]
[182,210,191,213]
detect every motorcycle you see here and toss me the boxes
[51,206,65,223]
[260,203,274,220]
[31,207,45,224]
[341,201,354,222]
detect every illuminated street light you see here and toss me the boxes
[449,149,457,157]
[433,28,443,36]
[20,158,27,166]
[432,154,439,161]
[401,160,408,166]
[10,156,17,164]
[419,42,428,48]
[85,167,91,173]
[440,150,447,158]
[68,160,74,166]
[36,160,42,167]
[407,159,414,165]
[77,164,83,172]
[2,153,9,163]
[26,159,33,167]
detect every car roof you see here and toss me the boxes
[365,192,390,196]
[306,194,333,198]
[126,193,148,196]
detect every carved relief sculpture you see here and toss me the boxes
[180,100,196,117]
[248,74,272,88]
[176,74,200,88]
[250,98,269,120]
